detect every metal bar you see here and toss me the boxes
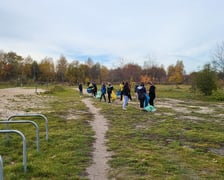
[0,120,40,152]
[0,155,3,180]
[7,114,48,141]
[0,130,27,173]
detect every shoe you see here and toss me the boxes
[123,108,126,110]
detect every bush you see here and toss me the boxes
[191,64,218,96]
[212,90,224,101]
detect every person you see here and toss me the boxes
[137,82,146,109]
[148,81,156,106]
[122,81,131,110]
[100,82,106,102]
[92,81,97,97]
[119,81,124,101]
[128,83,132,101]
[134,83,139,100]
[87,82,93,94]
[107,83,113,103]
[78,82,83,95]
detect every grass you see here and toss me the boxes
[0,86,94,179]
[93,85,224,179]
[1,84,224,179]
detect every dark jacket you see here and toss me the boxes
[107,85,113,94]
[149,85,156,98]
[123,82,130,96]
[137,85,146,100]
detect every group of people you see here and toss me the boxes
[99,82,114,103]
[78,80,156,111]
[121,81,156,110]
[136,82,156,110]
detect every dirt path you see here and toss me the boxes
[82,98,111,180]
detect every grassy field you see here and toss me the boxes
[0,84,224,179]
[96,84,224,179]
[0,86,94,179]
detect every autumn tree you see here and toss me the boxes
[122,63,141,82]
[108,68,124,82]
[0,50,5,80]
[38,57,55,82]
[21,55,34,82]
[167,60,185,85]
[56,55,68,82]
[31,61,39,82]
[1,51,23,80]
[100,65,109,82]
[90,63,101,82]
[143,65,166,83]
[79,64,90,84]
[140,75,151,83]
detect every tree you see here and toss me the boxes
[90,63,101,82]
[100,66,109,82]
[56,55,68,82]
[1,51,23,80]
[65,60,82,84]
[142,65,166,83]
[31,61,39,82]
[21,55,34,83]
[167,60,185,85]
[79,64,90,84]
[122,63,141,82]
[192,64,218,96]
[38,57,55,82]
[211,41,224,81]
[212,41,224,73]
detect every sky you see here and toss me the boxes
[1,0,224,74]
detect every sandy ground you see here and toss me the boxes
[0,87,47,119]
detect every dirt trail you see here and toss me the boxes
[82,98,110,180]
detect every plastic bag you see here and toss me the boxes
[144,105,156,112]
[111,91,116,101]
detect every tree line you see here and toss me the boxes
[1,40,224,96]
[0,50,186,85]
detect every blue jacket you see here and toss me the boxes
[101,84,106,94]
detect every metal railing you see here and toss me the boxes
[0,120,40,152]
[0,155,3,180]
[7,114,48,141]
[0,130,27,173]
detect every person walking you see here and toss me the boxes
[100,82,106,102]
[148,81,156,106]
[107,83,113,103]
[78,82,83,95]
[92,81,97,97]
[122,81,131,110]
[137,82,146,109]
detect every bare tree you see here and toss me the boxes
[212,41,224,73]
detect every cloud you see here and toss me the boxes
[1,0,224,73]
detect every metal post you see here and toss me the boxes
[0,155,3,180]
[0,130,27,173]
[0,120,40,152]
[7,114,48,141]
